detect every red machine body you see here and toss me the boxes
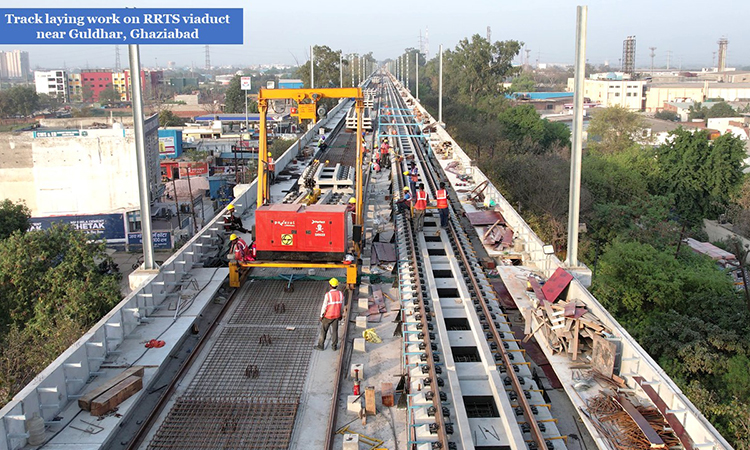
[255,203,350,261]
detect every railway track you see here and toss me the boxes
[383,75,566,450]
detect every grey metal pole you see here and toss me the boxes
[128,44,155,270]
[566,5,587,267]
[351,54,354,87]
[310,45,314,88]
[438,44,443,124]
[339,53,343,87]
[244,88,248,135]
[416,52,419,100]
[406,53,410,91]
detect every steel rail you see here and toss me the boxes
[396,82,550,450]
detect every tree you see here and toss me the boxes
[444,35,522,104]
[0,86,39,117]
[656,129,746,223]
[707,102,738,119]
[509,73,536,93]
[295,45,346,89]
[497,105,570,153]
[224,75,245,113]
[158,110,185,127]
[586,106,646,154]
[655,110,679,121]
[0,200,30,240]
[688,102,707,121]
[99,88,120,105]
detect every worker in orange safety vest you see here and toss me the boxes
[229,234,254,262]
[266,152,276,185]
[314,278,344,350]
[436,181,449,235]
[413,183,428,232]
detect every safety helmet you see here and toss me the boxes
[230,234,238,241]
[227,204,235,210]
[403,186,409,191]
[267,151,272,157]
[349,197,356,204]
[329,278,339,287]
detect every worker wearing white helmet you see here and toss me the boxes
[314,278,344,351]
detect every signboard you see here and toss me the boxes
[34,129,87,138]
[240,76,252,91]
[179,161,209,177]
[0,8,243,45]
[297,103,316,120]
[29,213,126,241]
[266,81,275,89]
[128,231,172,249]
[159,135,176,156]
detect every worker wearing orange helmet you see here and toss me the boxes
[314,278,344,351]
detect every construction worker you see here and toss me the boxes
[267,151,276,185]
[435,182,449,235]
[315,278,344,351]
[346,197,356,223]
[224,204,249,233]
[229,234,249,262]
[409,164,419,194]
[396,186,412,217]
[414,183,428,232]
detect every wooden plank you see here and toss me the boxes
[614,395,666,448]
[90,376,143,416]
[571,320,580,361]
[365,386,377,416]
[563,302,577,317]
[381,382,394,407]
[592,335,617,378]
[527,276,547,302]
[78,366,144,411]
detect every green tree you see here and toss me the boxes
[509,73,536,93]
[706,102,738,118]
[586,105,646,154]
[223,75,258,115]
[655,110,679,121]
[444,35,522,104]
[0,86,39,117]
[158,109,186,127]
[656,129,745,223]
[0,200,30,240]
[497,105,570,153]
[688,102,707,121]
[0,224,121,333]
[98,88,120,105]
[296,45,346,89]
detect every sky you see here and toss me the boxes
[1,0,747,71]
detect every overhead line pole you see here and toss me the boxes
[310,45,314,88]
[438,44,443,124]
[415,51,419,100]
[566,5,587,268]
[128,44,156,270]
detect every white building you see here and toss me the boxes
[0,115,161,218]
[34,70,69,103]
[567,78,647,110]
[0,50,30,79]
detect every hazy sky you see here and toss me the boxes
[1,0,747,71]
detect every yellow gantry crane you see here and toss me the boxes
[228,87,365,289]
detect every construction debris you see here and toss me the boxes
[78,366,144,412]
[525,274,611,362]
[584,394,680,450]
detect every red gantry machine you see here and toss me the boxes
[229,87,366,289]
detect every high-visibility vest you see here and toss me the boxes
[322,289,344,319]
[267,157,275,171]
[233,238,248,261]
[436,189,448,209]
[415,191,428,210]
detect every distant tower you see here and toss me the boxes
[717,37,728,72]
[419,29,424,55]
[622,36,636,75]
[205,45,211,71]
[114,45,120,72]
[525,48,531,69]
[649,47,656,73]
[487,26,491,42]
[424,27,430,60]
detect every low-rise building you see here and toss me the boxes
[567,78,646,110]
[646,82,750,112]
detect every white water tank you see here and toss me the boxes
[26,413,45,445]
